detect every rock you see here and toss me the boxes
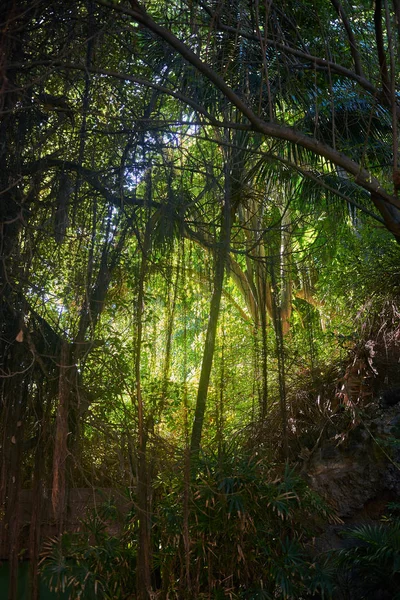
[304,404,400,519]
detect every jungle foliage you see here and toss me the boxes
[1,0,400,597]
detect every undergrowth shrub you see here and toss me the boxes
[40,452,336,599]
[334,507,400,600]
[40,496,136,599]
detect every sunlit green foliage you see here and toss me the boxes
[2,0,400,597]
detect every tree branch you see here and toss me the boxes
[374,0,391,102]
[102,0,400,231]
[25,157,162,210]
[330,0,364,77]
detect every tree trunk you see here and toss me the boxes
[279,206,293,335]
[270,262,288,458]
[190,167,232,459]
[134,220,152,600]
[52,340,70,532]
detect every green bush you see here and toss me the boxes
[334,515,400,600]
[41,454,336,599]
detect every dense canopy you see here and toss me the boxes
[1,0,400,598]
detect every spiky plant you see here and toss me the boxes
[336,519,400,599]
[40,498,137,600]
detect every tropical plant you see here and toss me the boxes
[334,517,400,599]
[40,497,137,600]
[2,1,400,599]
[40,457,336,599]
